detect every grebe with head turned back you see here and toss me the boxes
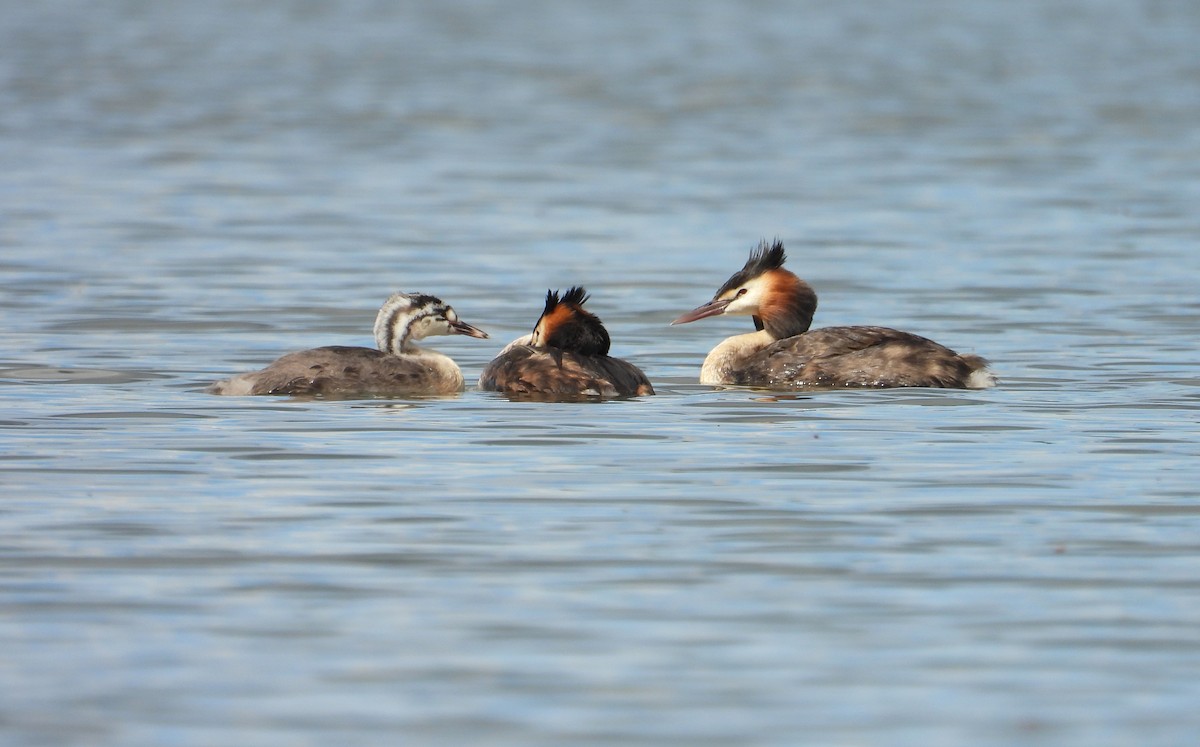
[672,240,995,389]
[479,287,654,398]
[207,292,488,397]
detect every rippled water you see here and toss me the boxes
[3,1,1200,745]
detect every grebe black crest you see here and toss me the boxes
[207,292,488,397]
[535,287,611,356]
[479,286,654,398]
[672,240,995,390]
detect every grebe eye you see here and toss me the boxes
[736,288,748,297]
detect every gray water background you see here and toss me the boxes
[2,1,1199,745]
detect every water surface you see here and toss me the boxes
[2,2,1199,745]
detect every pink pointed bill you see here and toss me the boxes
[450,320,489,339]
[671,298,731,325]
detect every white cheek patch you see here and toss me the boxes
[725,296,750,315]
[726,279,769,315]
[421,317,443,337]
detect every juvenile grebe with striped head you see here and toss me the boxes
[672,240,995,389]
[207,292,488,397]
[479,287,654,398]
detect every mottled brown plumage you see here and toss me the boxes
[479,286,654,398]
[479,345,653,398]
[715,326,991,389]
[207,293,487,397]
[672,240,995,390]
[211,345,469,397]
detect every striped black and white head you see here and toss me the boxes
[671,239,817,339]
[372,293,488,354]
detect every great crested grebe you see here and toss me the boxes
[479,286,654,398]
[207,292,487,397]
[672,240,995,389]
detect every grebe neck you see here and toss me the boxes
[700,329,773,385]
[758,273,817,340]
[373,297,427,355]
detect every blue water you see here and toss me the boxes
[3,2,1200,745]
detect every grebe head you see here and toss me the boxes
[671,239,817,339]
[372,292,488,354]
[529,286,611,356]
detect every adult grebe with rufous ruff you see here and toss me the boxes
[480,287,654,398]
[672,240,995,389]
